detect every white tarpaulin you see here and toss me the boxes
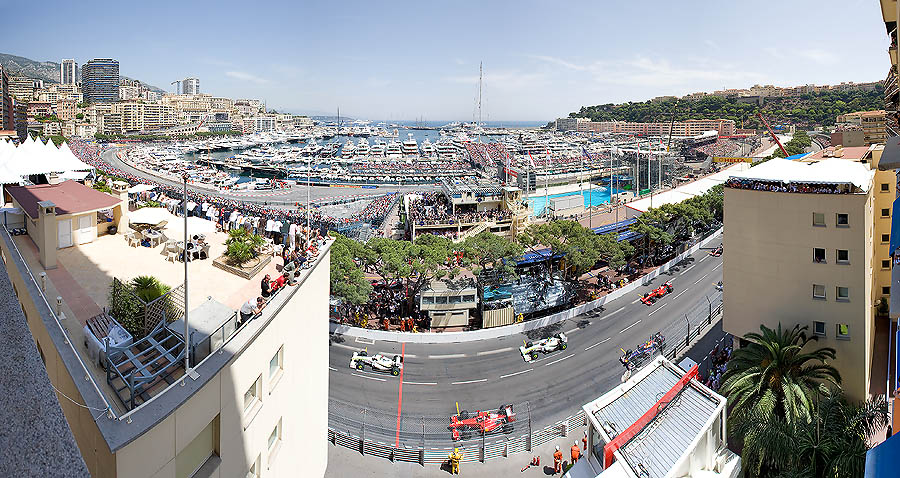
[729,157,875,192]
[167,216,217,237]
[128,207,170,225]
[128,184,156,194]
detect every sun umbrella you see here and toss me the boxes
[128,207,170,225]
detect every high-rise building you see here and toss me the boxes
[0,66,13,132]
[60,59,77,85]
[82,58,120,103]
[181,77,200,95]
[8,75,35,102]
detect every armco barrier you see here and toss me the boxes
[330,227,724,344]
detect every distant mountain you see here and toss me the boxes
[0,52,166,93]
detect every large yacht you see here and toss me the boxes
[386,140,402,158]
[341,139,356,159]
[421,138,436,157]
[435,139,457,158]
[356,138,370,157]
[401,133,419,156]
[370,139,386,157]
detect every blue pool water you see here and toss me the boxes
[528,186,619,217]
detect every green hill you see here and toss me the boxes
[570,86,884,129]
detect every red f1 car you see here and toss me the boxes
[640,281,673,305]
[449,404,516,440]
[709,245,723,257]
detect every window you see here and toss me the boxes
[246,455,260,478]
[812,212,825,226]
[836,213,849,226]
[882,208,891,218]
[422,296,434,304]
[462,294,476,302]
[813,248,826,263]
[435,296,448,304]
[882,183,890,192]
[883,234,891,243]
[813,321,826,337]
[884,286,891,295]
[175,416,220,478]
[883,260,891,269]
[244,375,262,413]
[836,249,849,264]
[836,323,850,340]
[836,287,849,301]
[268,418,282,466]
[449,295,462,304]
[813,284,826,299]
[269,346,284,390]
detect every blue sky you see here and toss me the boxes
[2,0,890,120]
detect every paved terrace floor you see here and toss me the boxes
[12,224,281,415]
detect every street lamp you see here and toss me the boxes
[182,173,199,381]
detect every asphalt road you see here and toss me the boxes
[99,148,439,206]
[327,233,724,446]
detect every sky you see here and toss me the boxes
[1,0,891,121]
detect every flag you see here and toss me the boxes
[527,151,536,168]
[582,147,592,160]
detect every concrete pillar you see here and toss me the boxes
[110,181,129,234]
[37,200,57,270]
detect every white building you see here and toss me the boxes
[566,357,740,478]
[181,77,200,95]
[60,59,77,85]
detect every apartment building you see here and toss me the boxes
[837,110,887,144]
[82,58,120,103]
[61,59,77,85]
[115,101,177,133]
[572,118,735,137]
[8,75,35,101]
[181,78,200,95]
[1,66,13,132]
[0,178,331,477]
[722,151,893,403]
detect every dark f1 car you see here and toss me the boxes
[620,333,666,370]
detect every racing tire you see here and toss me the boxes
[525,341,533,348]
[358,351,368,357]
[459,410,470,419]
[560,343,567,350]
[356,363,364,370]
[460,429,473,441]
[531,352,539,360]
[391,367,400,376]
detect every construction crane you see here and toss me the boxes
[171,80,180,94]
[756,112,788,157]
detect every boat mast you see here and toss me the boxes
[478,62,483,128]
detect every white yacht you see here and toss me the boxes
[401,133,419,156]
[386,140,402,158]
[435,139,457,158]
[421,138,436,157]
[356,138,370,157]
[370,140,386,157]
[341,139,356,159]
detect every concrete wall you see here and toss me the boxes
[723,187,874,402]
[115,252,331,478]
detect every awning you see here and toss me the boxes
[891,196,900,256]
[878,136,900,171]
[866,432,900,477]
[592,218,637,235]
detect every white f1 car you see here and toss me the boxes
[519,333,568,362]
[349,350,403,376]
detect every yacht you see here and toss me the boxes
[386,140,402,158]
[341,139,357,159]
[401,133,419,156]
[356,138,370,157]
[421,138,436,157]
[370,140,386,157]
[435,139,457,158]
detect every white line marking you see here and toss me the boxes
[694,273,709,285]
[585,338,611,351]
[352,372,386,382]
[648,303,668,316]
[565,328,579,335]
[712,262,722,270]
[354,337,375,345]
[328,366,337,371]
[404,353,417,358]
[404,381,437,386]
[597,308,624,321]
[620,320,642,333]
[700,255,708,262]
[452,378,488,385]
[672,289,688,300]
[632,298,640,304]
[683,264,695,274]
[500,369,533,379]
[477,347,513,356]
[429,353,466,359]
[543,355,574,367]
[332,343,361,351]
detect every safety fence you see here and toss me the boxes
[327,293,725,465]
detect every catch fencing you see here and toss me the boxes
[327,293,724,465]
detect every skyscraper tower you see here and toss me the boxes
[181,77,200,95]
[82,58,119,103]
[60,59,77,85]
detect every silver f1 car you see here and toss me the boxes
[349,350,403,376]
[519,333,568,362]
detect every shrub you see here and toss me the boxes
[225,228,264,266]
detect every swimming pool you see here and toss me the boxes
[528,186,619,217]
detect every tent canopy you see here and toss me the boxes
[128,207,170,225]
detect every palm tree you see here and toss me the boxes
[721,324,842,475]
[130,275,170,303]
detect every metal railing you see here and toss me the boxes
[326,293,724,465]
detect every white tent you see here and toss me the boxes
[0,137,93,180]
[167,216,218,237]
[128,207,171,225]
[128,184,156,194]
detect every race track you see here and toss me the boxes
[328,233,725,447]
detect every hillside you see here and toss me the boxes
[570,86,884,129]
[0,52,166,93]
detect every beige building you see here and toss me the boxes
[723,151,893,403]
[115,101,178,133]
[836,110,887,145]
[0,167,331,476]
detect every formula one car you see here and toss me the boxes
[620,333,666,370]
[709,245,723,257]
[449,404,516,440]
[640,281,673,305]
[519,333,568,362]
[349,350,403,376]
